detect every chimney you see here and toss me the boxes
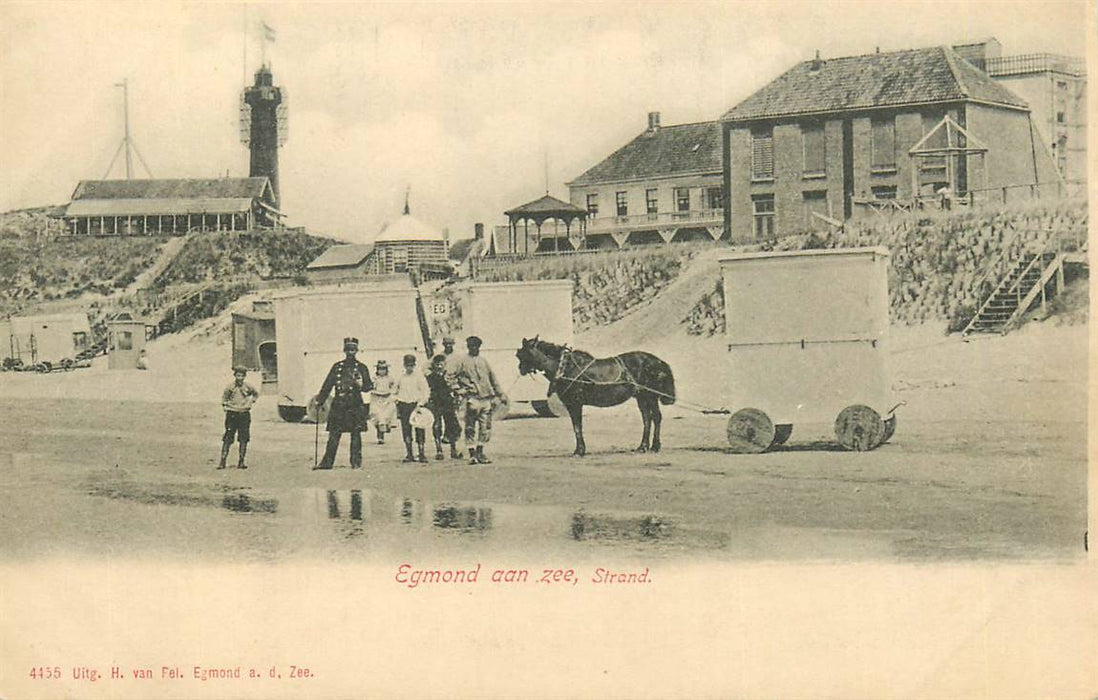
[442,227,450,245]
[474,223,484,240]
[810,49,823,72]
[647,111,661,132]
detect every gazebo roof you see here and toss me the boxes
[505,194,587,220]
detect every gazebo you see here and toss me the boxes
[503,194,588,255]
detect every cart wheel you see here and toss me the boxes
[880,415,897,444]
[726,408,776,454]
[306,396,331,425]
[834,405,884,451]
[278,404,307,423]
[531,400,557,418]
[548,392,568,417]
[773,424,793,446]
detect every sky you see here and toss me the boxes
[0,1,1090,243]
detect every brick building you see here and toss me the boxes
[720,46,1061,242]
[566,113,725,248]
[954,39,1087,184]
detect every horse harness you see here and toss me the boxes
[550,346,637,398]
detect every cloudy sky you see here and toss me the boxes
[0,1,1088,242]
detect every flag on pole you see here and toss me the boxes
[261,22,276,43]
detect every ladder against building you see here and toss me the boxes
[962,229,1086,336]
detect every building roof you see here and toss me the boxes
[504,194,587,218]
[306,244,375,270]
[71,178,272,201]
[65,197,254,218]
[374,212,444,243]
[568,121,722,186]
[720,46,1028,123]
[448,237,485,263]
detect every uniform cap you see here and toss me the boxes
[466,335,482,346]
[376,359,388,369]
[232,366,247,375]
[442,336,455,344]
[343,337,359,350]
[403,354,417,365]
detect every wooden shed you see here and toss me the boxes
[107,315,150,370]
[231,301,277,382]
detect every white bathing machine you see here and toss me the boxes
[720,247,897,452]
[456,280,574,417]
[273,281,427,422]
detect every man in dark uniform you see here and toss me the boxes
[314,337,373,470]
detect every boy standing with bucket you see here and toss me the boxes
[394,354,430,463]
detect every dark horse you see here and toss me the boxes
[516,337,676,456]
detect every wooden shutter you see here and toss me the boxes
[871,118,896,168]
[751,128,774,179]
[802,123,826,174]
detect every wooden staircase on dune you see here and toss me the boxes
[961,236,1071,337]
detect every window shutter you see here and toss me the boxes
[802,124,826,174]
[751,129,774,179]
[871,118,896,168]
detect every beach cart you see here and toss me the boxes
[720,247,897,452]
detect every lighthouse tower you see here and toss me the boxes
[240,65,287,211]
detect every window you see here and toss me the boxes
[585,193,599,216]
[871,185,897,200]
[801,122,826,176]
[705,186,724,210]
[72,331,87,352]
[751,127,774,180]
[393,247,408,273]
[615,191,628,217]
[118,331,133,351]
[646,189,659,215]
[674,188,690,212]
[871,117,896,171]
[752,194,775,239]
[1056,111,1066,124]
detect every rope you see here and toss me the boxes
[548,347,729,415]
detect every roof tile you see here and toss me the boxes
[721,46,1027,122]
[568,121,721,186]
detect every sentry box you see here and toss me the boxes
[719,246,897,452]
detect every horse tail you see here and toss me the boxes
[654,360,676,405]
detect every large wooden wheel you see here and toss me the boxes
[278,404,307,423]
[772,424,793,446]
[726,408,776,454]
[880,415,897,444]
[531,400,558,418]
[306,395,330,425]
[834,405,884,451]
[548,392,568,417]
